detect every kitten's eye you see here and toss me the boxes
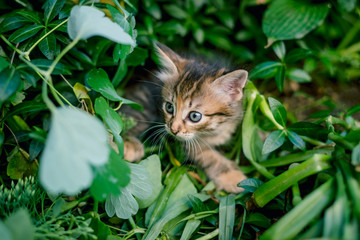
[165,102,174,114]
[189,111,202,122]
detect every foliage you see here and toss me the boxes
[0,0,359,239]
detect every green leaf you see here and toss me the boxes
[180,220,201,240]
[254,154,331,207]
[126,47,149,66]
[188,195,208,213]
[0,68,21,106]
[262,130,286,154]
[272,41,286,60]
[249,61,282,80]
[238,178,264,192]
[67,6,135,46]
[137,155,163,208]
[29,140,44,161]
[39,107,110,195]
[87,68,142,110]
[268,97,287,127]
[8,24,43,43]
[287,68,311,83]
[24,59,71,75]
[0,56,10,71]
[42,0,66,25]
[287,130,306,151]
[263,0,330,45]
[338,0,356,12]
[4,208,34,240]
[0,221,12,240]
[285,48,313,63]
[288,122,326,138]
[352,144,360,166]
[91,149,130,201]
[89,218,112,240]
[0,16,29,33]
[16,10,42,25]
[105,162,153,219]
[219,195,235,240]
[246,212,271,228]
[7,147,37,179]
[163,4,188,19]
[38,29,57,60]
[260,179,334,240]
[275,64,285,92]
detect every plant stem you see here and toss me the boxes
[129,217,141,240]
[93,200,98,213]
[195,229,219,240]
[42,75,57,112]
[24,19,69,59]
[0,35,24,56]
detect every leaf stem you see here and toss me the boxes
[0,34,24,56]
[129,217,141,240]
[42,74,57,112]
[24,19,69,59]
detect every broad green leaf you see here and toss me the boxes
[137,155,163,208]
[262,130,286,154]
[8,25,44,43]
[16,10,42,25]
[287,68,311,83]
[249,61,282,80]
[288,122,326,138]
[260,179,334,240]
[29,140,43,161]
[268,97,287,127]
[285,48,313,63]
[87,68,142,110]
[163,4,188,19]
[42,0,66,25]
[0,68,21,106]
[4,208,34,240]
[105,162,153,219]
[126,47,149,66]
[0,221,12,240]
[254,154,331,207]
[263,0,330,46]
[7,147,37,179]
[94,97,123,135]
[38,29,57,60]
[90,149,130,201]
[219,195,235,240]
[89,217,112,240]
[338,0,356,12]
[188,195,208,213]
[272,41,286,60]
[180,220,201,240]
[287,130,306,151]
[0,16,29,33]
[275,64,285,92]
[39,107,109,195]
[67,6,135,46]
[0,56,10,71]
[238,178,264,192]
[246,212,271,228]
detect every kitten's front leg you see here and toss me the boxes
[192,147,246,193]
[124,136,145,162]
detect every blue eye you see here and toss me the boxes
[165,102,174,114]
[189,111,202,122]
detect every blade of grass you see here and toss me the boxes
[253,154,332,207]
[260,179,335,240]
[219,195,235,240]
[180,219,201,240]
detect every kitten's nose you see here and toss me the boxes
[170,124,180,135]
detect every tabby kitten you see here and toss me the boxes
[122,44,247,193]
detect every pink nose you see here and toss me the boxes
[170,124,180,135]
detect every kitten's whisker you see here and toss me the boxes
[140,124,165,137]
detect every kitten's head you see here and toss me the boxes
[155,43,248,144]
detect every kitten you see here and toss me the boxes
[121,43,247,193]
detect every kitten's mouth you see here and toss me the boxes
[165,126,194,141]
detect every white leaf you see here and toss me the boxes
[105,162,153,219]
[67,5,135,46]
[40,107,109,195]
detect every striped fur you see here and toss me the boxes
[122,43,248,193]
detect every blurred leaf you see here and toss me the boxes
[194,27,204,44]
[338,0,356,12]
[89,217,111,240]
[0,56,10,71]
[42,0,65,25]
[238,178,264,193]
[287,68,311,83]
[38,29,57,60]
[16,10,42,25]
[105,162,153,219]
[29,140,44,161]
[285,48,313,63]
[0,68,21,107]
[8,24,44,43]
[288,122,326,139]
[7,147,37,179]
[275,64,285,92]
[352,144,360,166]
[272,41,286,60]
[246,212,271,228]
[73,82,94,114]
[137,155,163,209]
[268,97,287,127]
[249,61,282,79]
[260,179,334,240]
[180,219,201,240]
[39,107,109,195]
[287,130,306,151]
[163,4,187,19]
[219,195,235,240]
[263,0,330,46]
[262,130,286,154]
[67,6,135,46]
[0,16,29,33]
[126,47,148,66]
[347,104,360,116]
[4,209,34,240]
[0,221,12,240]
[91,149,130,201]
[254,154,331,207]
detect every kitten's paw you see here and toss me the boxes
[214,170,247,193]
[124,137,144,162]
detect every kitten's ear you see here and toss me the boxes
[212,70,248,102]
[154,42,182,75]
